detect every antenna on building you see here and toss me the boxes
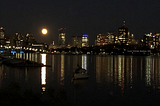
[123,20,125,26]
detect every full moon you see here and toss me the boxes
[42,28,48,35]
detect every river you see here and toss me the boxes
[0,53,160,105]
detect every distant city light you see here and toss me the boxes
[20,50,24,53]
[53,41,54,45]
[83,34,88,37]
[58,28,63,31]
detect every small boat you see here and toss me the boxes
[73,65,89,80]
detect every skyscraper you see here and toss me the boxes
[14,33,24,47]
[58,28,66,45]
[118,21,128,44]
[0,27,4,39]
[107,31,115,44]
[71,34,89,47]
[143,33,153,49]
[72,36,82,48]
[25,33,36,46]
[0,27,5,45]
[95,34,108,46]
[82,34,89,47]
[118,26,128,44]
[95,32,115,46]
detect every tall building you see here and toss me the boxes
[127,33,138,45]
[82,34,89,47]
[153,32,160,50]
[118,26,128,44]
[5,34,15,48]
[13,33,24,47]
[25,33,36,46]
[0,27,5,46]
[95,32,115,46]
[128,32,133,43]
[95,34,108,46]
[58,28,66,45]
[107,31,115,44]
[72,36,82,48]
[143,33,154,49]
[71,34,89,47]
[141,32,160,50]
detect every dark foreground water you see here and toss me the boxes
[0,53,160,106]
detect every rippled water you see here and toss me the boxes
[1,53,160,105]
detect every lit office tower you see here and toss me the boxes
[58,28,66,45]
[72,36,82,48]
[82,34,89,47]
[95,32,115,46]
[14,33,24,47]
[118,21,128,44]
[143,33,153,49]
[72,35,89,47]
[95,34,108,46]
[26,33,36,46]
[0,27,5,45]
[107,31,115,44]
[155,32,160,49]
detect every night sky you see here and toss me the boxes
[0,0,160,45]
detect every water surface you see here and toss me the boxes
[1,53,160,105]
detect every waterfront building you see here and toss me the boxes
[13,33,24,47]
[58,28,66,45]
[25,33,36,47]
[127,33,138,45]
[5,36,11,48]
[107,31,115,44]
[32,43,48,52]
[0,27,5,46]
[48,40,58,50]
[72,36,82,48]
[142,33,154,49]
[118,26,128,44]
[95,32,115,46]
[114,36,119,44]
[71,34,89,47]
[154,32,160,50]
[49,44,58,50]
[95,34,108,46]
[82,34,89,47]
[5,34,15,48]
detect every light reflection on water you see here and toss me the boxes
[2,53,160,105]
[41,54,46,92]
[82,54,87,70]
[41,54,46,85]
[60,55,64,84]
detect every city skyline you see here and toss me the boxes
[1,24,159,46]
[0,0,160,45]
